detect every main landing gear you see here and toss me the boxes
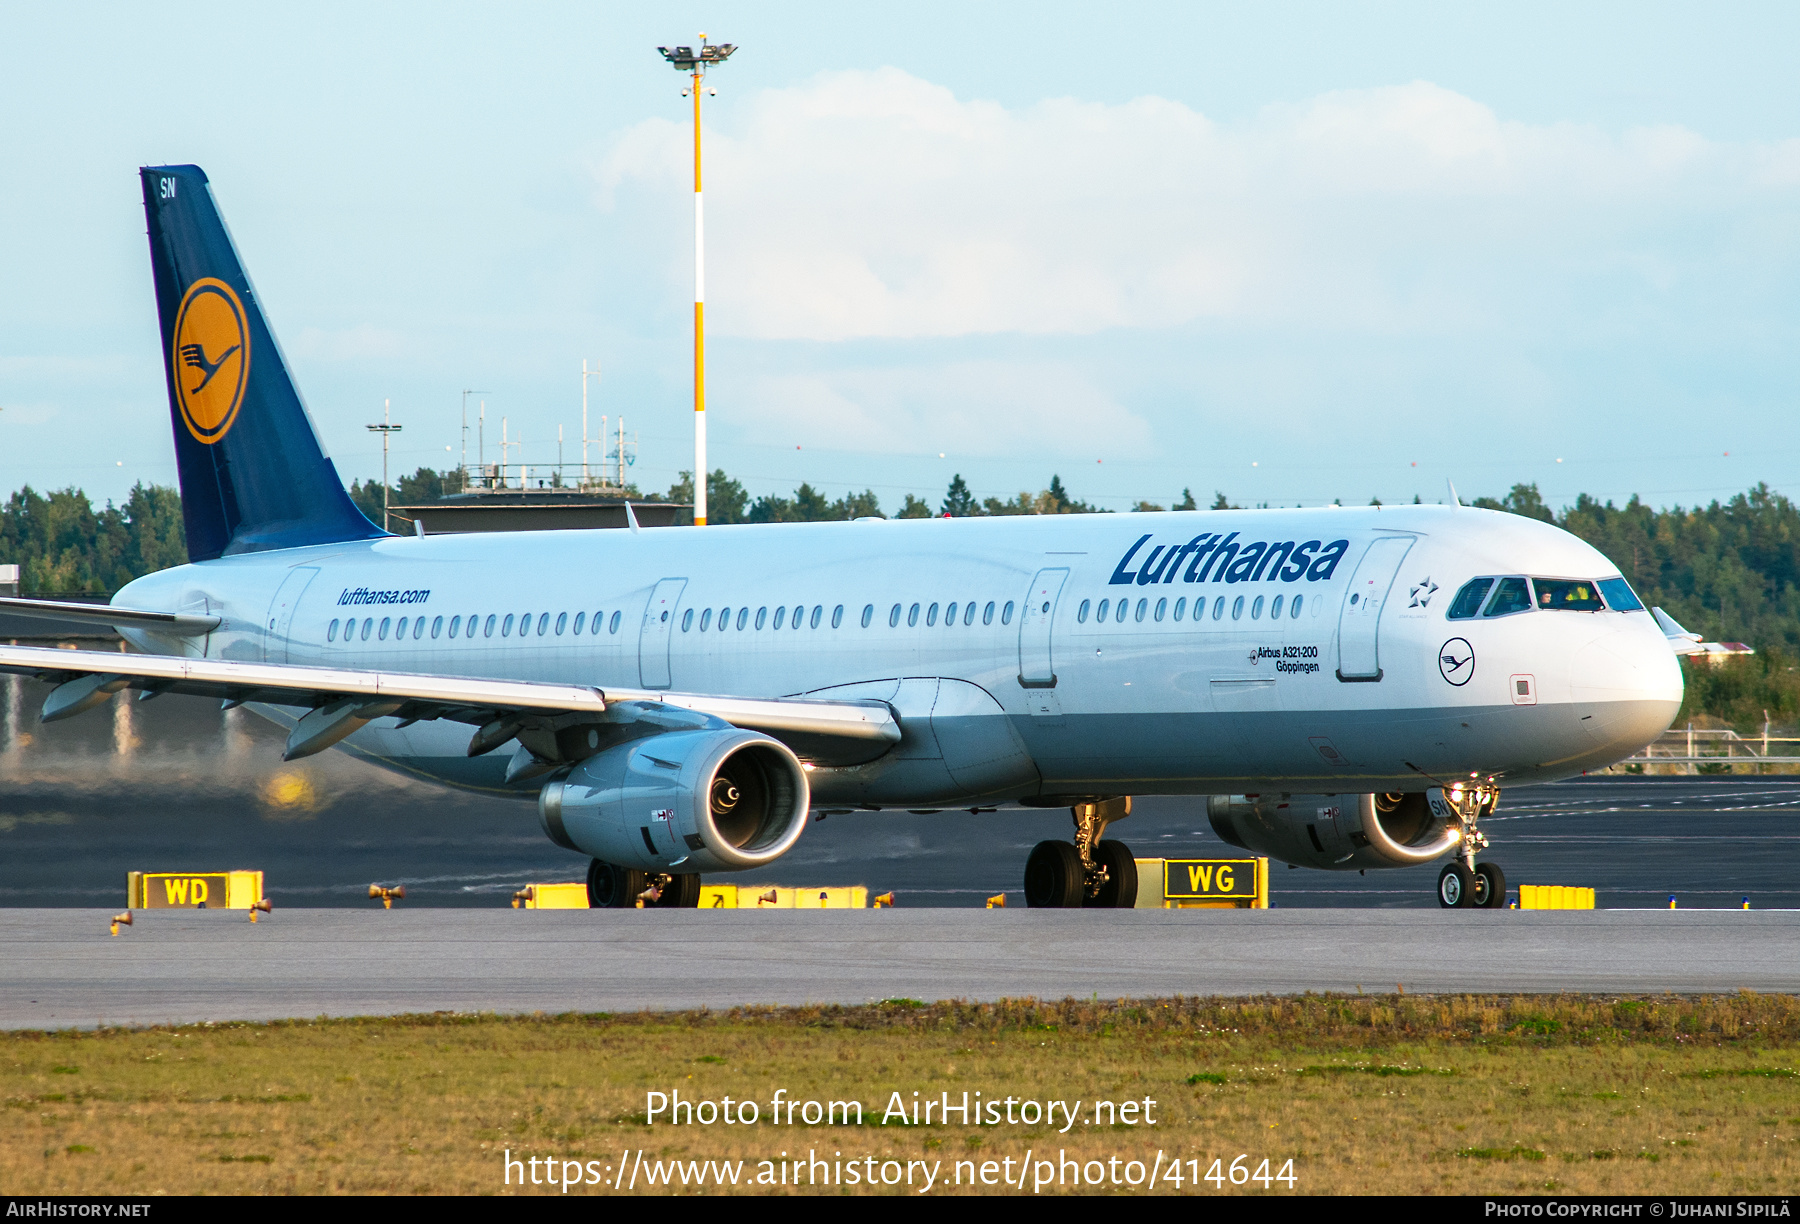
[1024,797,1138,908]
[587,859,702,909]
[1435,783,1507,909]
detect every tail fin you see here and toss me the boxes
[140,165,384,561]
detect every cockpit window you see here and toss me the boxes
[1533,578,1604,611]
[1446,578,1494,620]
[1597,577,1644,612]
[1482,577,1533,617]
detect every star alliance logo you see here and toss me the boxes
[1410,576,1439,608]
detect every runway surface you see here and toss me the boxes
[6,907,1797,1029]
[3,689,1798,910]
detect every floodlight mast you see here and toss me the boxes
[658,35,735,525]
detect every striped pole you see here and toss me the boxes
[692,65,707,526]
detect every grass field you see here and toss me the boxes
[6,993,1800,1195]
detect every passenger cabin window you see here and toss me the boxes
[983,601,995,625]
[1174,597,1186,621]
[1446,578,1494,620]
[1078,599,1090,623]
[774,606,786,630]
[414,617,426,640]
[1534,578,1605,612]
[755,607,768,630]
[610,611,623,633]
[573,612,585,634]
[1291,594,1303,618]
[963,602,975,626]
[682,609,694,631]
[1251,596,1264,620]
[1002,601,1015,625]
[327,619,340,642]
[1597,577,1644,612]
[1482,577,1533,618]
[431,616,443,638]
[379,617,391,640]
[538,612,550,635]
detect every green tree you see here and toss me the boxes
[1174,488,1198,511]
[941,474,979,517]
[897,494,935,519]
[0,483,187,594]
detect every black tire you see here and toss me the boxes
[1474,862,1507,909]
[1438,862,1476,909]
[587,859,649,909]
[1024,840,1084,908]
[1084,840,1139,908]
[655,872,702,908]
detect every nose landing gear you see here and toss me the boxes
[1024,797,1138,908]
[1435,783,1507,909]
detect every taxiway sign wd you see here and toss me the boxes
[144,873,229,908]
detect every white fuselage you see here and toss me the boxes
[114,504,1682,805]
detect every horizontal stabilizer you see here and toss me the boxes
[1651,607,1705,655]
[0,596,219,636]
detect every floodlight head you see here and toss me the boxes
[700,44,736,63]
[658,45,698,70]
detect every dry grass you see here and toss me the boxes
[6,994,1800,1195]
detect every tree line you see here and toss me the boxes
[7,471,1798,732]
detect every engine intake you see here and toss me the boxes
[538,729,810,873]
[1207,791,1462,871]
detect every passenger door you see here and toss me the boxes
[638,578,688,688]
[1336,537,1414,681]
[1017,567,1069,691]
[263,567,318,664]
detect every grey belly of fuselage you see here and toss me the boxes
[250,692,1663,808]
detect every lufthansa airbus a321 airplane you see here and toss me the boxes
[0,166,1694,909]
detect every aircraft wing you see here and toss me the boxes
[0,643,901,769]
[0,596,220,636]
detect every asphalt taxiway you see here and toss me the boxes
[5,907,1797,1029]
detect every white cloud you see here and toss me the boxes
[744,361,1152,459]
[597,72,1779,343]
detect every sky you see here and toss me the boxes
[3,2,1798,516]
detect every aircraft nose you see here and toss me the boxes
[1573,619,1684,760]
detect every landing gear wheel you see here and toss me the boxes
[655,873,702,908]
[1083,840,1139,908]
[1024,840,1084,908]
[1437,862,1476,909]
[587,859,648,909]
[1474,861,1507,909]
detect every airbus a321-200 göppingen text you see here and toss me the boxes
[0,166,1697,909]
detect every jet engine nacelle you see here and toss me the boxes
[1207,791,1464,871]
[538,729,810,873]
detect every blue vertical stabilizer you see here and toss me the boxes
[140,165,385,561]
